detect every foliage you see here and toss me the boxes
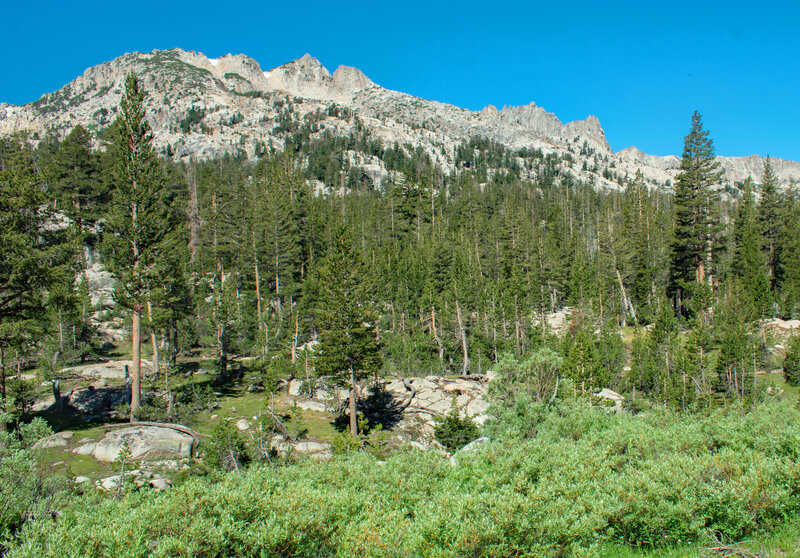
[9,400,800,557]
[0,404,70,550]
[669,111,723,317]
[784,335,800,387]
[490,348,564,405]
[313,225,382,435]
[0,135,71,403]
[205,419,250,473]
[433,398,479,451]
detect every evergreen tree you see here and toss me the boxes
[758,157,781,290]
[669,111,723,317]
[102,74,177,420]
[781,183,800,315]
[0,137,68,404]
[732,178,771,317]
[313,226,382,436]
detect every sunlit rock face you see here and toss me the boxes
[2,48,799,192]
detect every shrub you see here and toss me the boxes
[8,401,800,557]
[783,335,800,386]
[204,420,249,472]
[0,404,70,550]
[434,399,479,451]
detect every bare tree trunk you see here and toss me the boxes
[291,313,299,363]
[349,367,358,437]
[455,299,470,375]
[431,307,444,365]
[254,241,264,349]
[0,346,6,408]
[187,166,201,264]
[615,268,637,325]
[131,309,141,422]
[146,298,160,379]
[58,308,64,353]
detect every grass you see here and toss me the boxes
[597,517,800,557]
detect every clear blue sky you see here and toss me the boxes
[2,0,798,160]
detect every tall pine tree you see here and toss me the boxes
[669,111,723,317]
[102,73,176,421]
[313,226,381,436]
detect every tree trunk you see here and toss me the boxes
[431,307,444,365]
[187,166,201,264]
[131,309,141,422]
[349,367,358,437]
[455,299,470,375]
[147,298,159,378]
[291,312,299,363]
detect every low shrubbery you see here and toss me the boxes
[9,399,800,557]
[0,406,70,551]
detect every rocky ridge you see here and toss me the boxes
[2,48,799,192]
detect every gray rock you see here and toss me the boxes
[99,476,120,491]
[91,426,194,462]
[149,478,172,491]
[235,419,251,431]
[293,441,331,454]
[295,400,326,412]
[459,437,490,454]
[33,434,68,449]
[74,476,90,484]
[74,442,97,455]
[288,379,303,396]
[2,47,799,202]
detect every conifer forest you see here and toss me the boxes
[2,74,800,557]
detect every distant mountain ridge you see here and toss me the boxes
[2,48,799,191]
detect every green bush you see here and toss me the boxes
[0,405,70,551]
[783,335,800,386]
[433,400,479,451]
[8,400,800,557]
[204,420,249,472]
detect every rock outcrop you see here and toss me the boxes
[3,48,797,194]
[85,425,196,462]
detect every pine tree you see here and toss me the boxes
[0,136,68,404]
[102,73,177,421]
[313,226,382,436]
[758,156,781,290]
[781,183,800,315]
[669,111,723,317]
[732,178,771,317]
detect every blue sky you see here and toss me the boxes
[2,0,798,160]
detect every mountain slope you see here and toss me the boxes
[2,48,799,191]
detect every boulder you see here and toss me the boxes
[149,478,172,491]
[296,400,326,412]
[288,379,303,396]
[91,426,194,462]
[410,378,438,391]
[450,437,491,466]
[385,379,409,395]
[442,379,478,393]
[293,441,331,454]
[466,398,489,417]
[33,434,68,449]
[595,388,625,411]
[459,436,490,454]
[74,443,97,455]
[99,476,120,491]
[313,389,334,400]
[235,419,251,431]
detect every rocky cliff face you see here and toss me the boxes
[2,48,799,192]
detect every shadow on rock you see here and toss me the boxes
[333,383,405,433]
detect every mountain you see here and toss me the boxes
[2,48,799,191]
